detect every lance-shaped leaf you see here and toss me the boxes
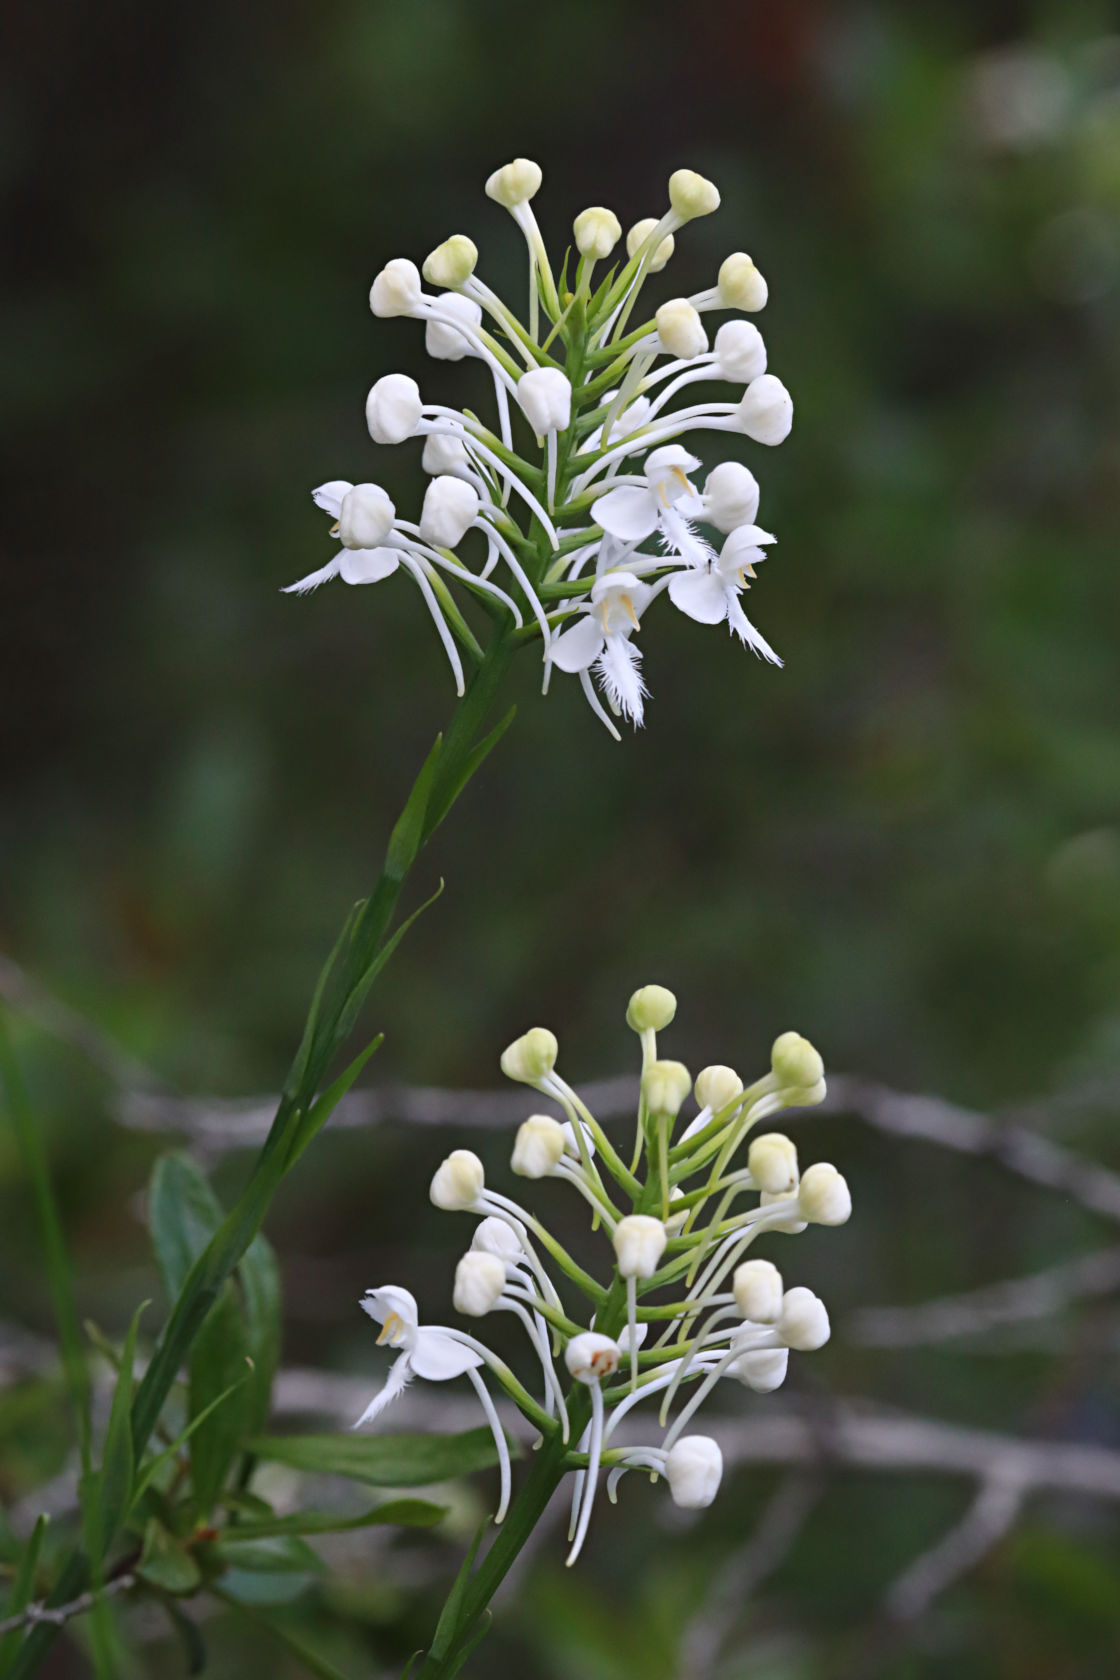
[245,1427,503,1487]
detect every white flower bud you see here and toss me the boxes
[655,298,708,361]
[665,1186,688,1235]
[626,985,677,1033]
[369,257,423,318]
[517,368,572,434]
[760,1188,807,1234]
[778,1286,831,1351]
[771,1031,824,1090]
[365,373,423,445]
[732,1347,788,1392]
[500,1026,558,1085]
[798,1162,852,1226]
[665,1436,723,1508]
[718,252,769,312]
[422,234,478,289]
[453,1250,506,1317]
[511,1114,566,1179]
[485,158,542,208]
[430,1149,485,1211]
[574,206,622,260]
[693,1064,744,1113]
[702,462,761,535]
[419,476,479,548]
[612,1215,667,1279]
[668,168,721,221]
[338,484,395,550]
[736,374,793,446]
[421,432,470,477]
[642,1059,692,1118]
[748,1132,799,1194]
[564,1332,620,1383]
[471,1215,523,1260]
[732,1258,784,1323]
[561,1120,596,1161]
[714,320,767,383]
[424,292,483,362]
[627,218,675,271]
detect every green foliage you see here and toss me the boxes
[247,1428,503,1485]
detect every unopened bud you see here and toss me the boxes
[574,206,621,260]
[471,1215,523,1260]
[760,1188,807,1234]
[338,484,395,550]
[798,1162,852,1226]
[564,1332,620,1383]
[771,1031,824,1091]
[703,462,761,535]
[693,1064,744,1114]
[512,1114,566,1179]
[562,1120,596,1161]
[369,257,422,318]
[485,158,542,208]
[718,251,768,311]
[732,1346,788,1392]
[421,432,470,477]
[627,218,675,271]
[665,1436,723,1507]
[424,292,482,362]
[778,1286,831,1351]
[655,298,708,361]
[517,368,572,434]
[422,234,478,289]
[714,319,767,383]
[500,1027,559,1085]
[737,374,793,446]
[748,1132,799,1195]
[643,1059,692,1119]
[626,984,677,1033]
[419,476,479,548]
[365,373,423,445]
[668,168,721,221]
[453,1251,506,1317]
[430,1149,485,1211]
[732,1258,784,1323]
[612,1215,667,1279]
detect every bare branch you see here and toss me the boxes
[679,1472,821,1680]
[851,1243,1120,1347]
[0,1573,136,1637]
[883,1473,1024,1621]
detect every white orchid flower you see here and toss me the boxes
[666,523,783,664]
[356,1284,513,1520]
[548,570,652,737]
[591,445,713,572]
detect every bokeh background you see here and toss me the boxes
[4,0,1120,1674]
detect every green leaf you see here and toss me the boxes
[284,1033,383,1172]
[0,1514,48,1675]
[443,1609,493,1679]
[331,880,444,1050]
[82,1301,146,1566]
[429,1517,489,1663]
[245,1427,502,1486]
[215,1595,356,1680]
[424,705,517,838]
[149,1154,225,1301]
[213,1534,322,1574]
[287,899,363,1094]
[216,1499,445,1540]
[384,735,442,883]
[238,1230,282,1437]
[136,1518,202,1596]
[133,1374,248,1505]
[188,1282,251,1516]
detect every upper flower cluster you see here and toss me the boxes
[285,159,794,735]
[355,985,848,1563]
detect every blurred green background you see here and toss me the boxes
[3,0,1120,1673]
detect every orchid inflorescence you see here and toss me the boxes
[355,985,849,1564]
[285,158,795,735]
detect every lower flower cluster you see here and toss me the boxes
[355,986,849,1563]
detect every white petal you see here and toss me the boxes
[595,636,647,726]
[592,486,659,542]
[352,1351,413,1427]
[727,597,783,665]
[411,1328,486,1381]
[549,615,605,674]
[281,557,342,596]
[668,569,730,625]
[311,480,353,518]
[339,548,400,585]
[360,1285,419,1329]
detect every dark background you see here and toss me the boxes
[3,1,1120,1675]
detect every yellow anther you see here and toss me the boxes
[622,593,639,629]
[329,520,341,537]
[377,1311,404,1346]
[600,598,611,633]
